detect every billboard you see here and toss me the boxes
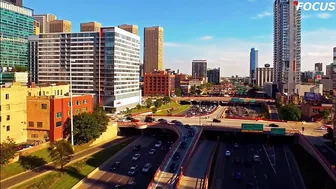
[304,92,321,101]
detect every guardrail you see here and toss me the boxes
[203,138,220,189]
[147,125,182,189]
[175,127,203,189]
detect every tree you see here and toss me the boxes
[152,107,157,114]
[49,140,74,170]
[0,138,17,167]
[321,109,331,121]
[280,104,301,121]
[154,99,163,108]
[145,98,152,108]
[190,86,196,95]
[136,104,142,110]
[243,81,249,86]
[163,96,172,103]
[174,88,182,97]
[13,65,27,72]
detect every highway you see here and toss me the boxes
[76,135,172,189]
[211,141,306,189]
[179,139,217,189]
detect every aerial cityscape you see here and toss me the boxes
[0,0,336,189]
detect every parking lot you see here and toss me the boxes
[225,106,263,118]
[185,104,217,117]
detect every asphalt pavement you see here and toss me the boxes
[77,136,170,189]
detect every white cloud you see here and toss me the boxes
[164,29,336,77]
[316,13,332,19]
[164,42,186,47]
[251,11,272,19]
[200,36,213,40]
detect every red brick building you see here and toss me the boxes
[144,71,175,96]
[27,94,94,142]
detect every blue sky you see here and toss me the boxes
[25,0,336,76]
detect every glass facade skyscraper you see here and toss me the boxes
[250,48,258,83]
[0,1,34,69]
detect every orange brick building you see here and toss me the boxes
[144,71,175,96]
[27,94,94,142]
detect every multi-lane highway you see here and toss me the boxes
[179,139,217,189]
[76,134,174,189]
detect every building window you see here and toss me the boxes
[28,122,34,127]
[56,112,62,118]
[41,104,47,109]
[6,104,10,110]
[56,121,62,127]
[31,134,38,138]
[60,90,63,95]
[5,94,9,99]
[37,122,43,128]
[76,109,80,114]
[68,110,71,116]
[6,126,10,131]
[76,100,80,105]
[6,115,10,121]
[83,100,87,104]
[68,102,72,107]
[83,107,87,112]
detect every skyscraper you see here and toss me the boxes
[33,20,40,35]
[250,48,258,83]
[48,20,71,33]
[207,68,220,84]
[192,60,207,80]
[80,21,101,32]
[3,0,22,6]
[273,0,301,93]
[118,24,138,35]
[333,47,336,64]
[0,1,34,69]
[33,14,56,33]
[315,63,322,72]
[144,26,163,73]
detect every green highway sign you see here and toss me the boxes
[231,98,245,103]
[270,128,286,135]
[241,123,264,131]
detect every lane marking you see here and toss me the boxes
[264,174,267,179]
[262,144,276,174]
[283,145,298,189]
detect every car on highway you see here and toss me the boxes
[149,148,156,155]
[128,165,139,176]
[213,118,221,123]
[179,141,187,149]
[269,123,279,127]
[234,143,239,148]
[171,120,178,123]
[133,144,141,151]
[234,172,243,181]
[182,136,188,142]
[175,121,184,126]
[161,146,168,151]
[225,150,231,157]
[131,118,140,122]
[110,161,121,171]
[158,118,168,124]
[144,116,155,122]
[187,130,195,137]
[169,163,177,172]
[184,124,191,129]
[114,184,122,189]
[132,153,140,161]
[173,152,180,160]
[234,157,241,164]
[253,155,260,162]
[142,163,152,173]
[155,141,162,147]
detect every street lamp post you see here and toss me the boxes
[69,59,75,146]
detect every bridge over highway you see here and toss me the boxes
[172,96,275,103]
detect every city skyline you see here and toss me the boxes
[25,0,336,76]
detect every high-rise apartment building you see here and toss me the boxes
[3,0,22,6]
[118,24,138,35]
[192,60,207,80]
[80,21,101,32]
[250,48,258,83]
[315,63,322,72]
[273,0,301,93]
[207,68,220,84]
[326,63,333,79]
[0,1,34,69]
[333,47,336,64]
[33,14,56,33]
[28,35,38,84]
[256,66,274,87]
[37,27,141,112]
[144,26,163,73]
[33,20,40,35]
[144,70,175,96]
[48,20,71,33]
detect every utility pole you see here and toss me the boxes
[69,59,75,146]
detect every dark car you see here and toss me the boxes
[158,118,168,124]
[171,120,178,123]
[269,123,279,127]
[169,163,177,172]
[133,145,141,151]
[234,157,241,164]
[173,152,180,160]
[234,172,243,181]
[144,117,154,123]
[180,142,187,149]
[184,124,191,129]
[187,130,195,137]
[175,121,183,126]
[110,161,121,171]
[213,118,221,123]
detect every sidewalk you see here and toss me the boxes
[0,136,130,189]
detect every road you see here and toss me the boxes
[216,142,305,189]
[0,137,130,189]
[179,139,216,189]
[210,142,226,189]
[76,135,171,189]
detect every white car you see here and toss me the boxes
[149,149,156,155]
[142,163,152,173]
[132,153,140,161]
[155,141,162,148]
[128,165,138,175]
[253,155,260,162]
[225,150,231,157]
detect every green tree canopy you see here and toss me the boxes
[0,138,17,167]
[321,109,331,120]
[49,140,74,170]
[190,86,196,95]
[145,98,152,108]
[280,104,301,121]
[154,99,163,108]
[152,107,157,114]
[163,96,172,103]
[136,104,142,110]
[174,88,182,97]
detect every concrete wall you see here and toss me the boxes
[90,122,118,146]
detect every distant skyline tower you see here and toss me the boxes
[118,24,138,35]
[33,14,56,33]
[273,0,301,93]
[192,60,207,80]
[144,26,164,73]
[333,47,336,64]
[48,20,72,33]
[3,0,22,6]
[80,21,101,32]
[250,48,258,83]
